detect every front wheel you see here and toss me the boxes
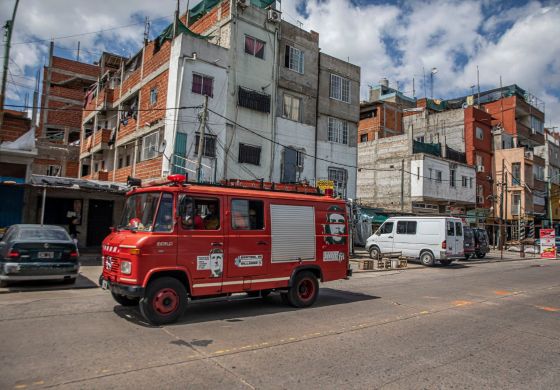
[111,292,140,306]
[369,246,380,260]
[285,272,319,308]
[139,277,187,325]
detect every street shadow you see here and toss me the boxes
[0,274,98,293]
[114,288,380,328]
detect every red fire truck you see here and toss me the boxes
[100,175,351,325]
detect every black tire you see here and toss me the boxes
[420,251,435,266]
[285,271,319,308]
[464,254,470,260]
[111,292,140,306]
[62,277,76,284]
[139,277,187,325]
[0,280,8,288]
[440,260,453,266]
[476,252,486,259]
[369,246,380,260]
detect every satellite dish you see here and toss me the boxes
[158,139,167,153]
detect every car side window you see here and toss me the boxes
[178,195,220,230]
[379,222,393,235]
[396,221,416,235]
[231,199,264,230]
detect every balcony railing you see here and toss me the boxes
[413,140,441,157]
[445,145,466,164]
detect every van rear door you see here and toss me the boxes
[454,221,464,257]
[446,219,456,256]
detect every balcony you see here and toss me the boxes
[413,140,441,157]
[93,171,109,181]
[93,128,112,150]
[80,134,93,154]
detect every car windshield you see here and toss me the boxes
[17,228,70,241]
[118,192,162,232]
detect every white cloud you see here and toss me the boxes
[1,0,559,127]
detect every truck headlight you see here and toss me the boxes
[121,261,132,275]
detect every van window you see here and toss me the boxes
[447,221,455,236]
[378,222,393,235]
[232,199,264,230]
[455,222,463,236]
[396,221,417,235]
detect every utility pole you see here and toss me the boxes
[400,159,404,211]
[499,158,505,257]
[196,95,209,182]
[548,178,553,228]
[172,0,180,38]
[0,0,20,130]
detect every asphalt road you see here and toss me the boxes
[1,258,559,389]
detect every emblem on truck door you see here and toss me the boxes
[323,205,347,245]
[157,242,173,247]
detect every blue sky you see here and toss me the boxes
[1,0,559,127]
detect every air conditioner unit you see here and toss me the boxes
[531,128,536,135]
[267,9,281,22]
[237,0,250,8]
[477,165,485,173]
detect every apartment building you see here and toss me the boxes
[357,131,476,214]
[79,0,360,199]
[39,45,99,177]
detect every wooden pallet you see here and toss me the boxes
[358,259,374,270]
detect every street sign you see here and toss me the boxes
[317,180,334,191]
[539,229,556,259]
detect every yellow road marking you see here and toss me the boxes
[32,381,44,385]
[14,385,27,389]
[453,300,474,307]
[494,290,512,296]
[420,310,430,314]
[536,306,559,312]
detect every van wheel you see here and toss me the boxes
[286,272,319,308]
[440,260,453,266]
[420,251,435,266]
[369,246,380,260]
[111,292,140,306]
[139,277,187,325]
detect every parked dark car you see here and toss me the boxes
[473,228,490,258]
[463,226,475,260]
[0,224,79,287]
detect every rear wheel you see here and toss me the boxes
[139,277,187,325]
[420,251,435,266]
[369,246,380,260]
[111,292,140,306]
[464,254,470,260]
[440,260,453,266]
[285,271,319,308]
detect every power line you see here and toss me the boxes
[5,103,202,113]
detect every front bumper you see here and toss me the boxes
[99,275,144,298]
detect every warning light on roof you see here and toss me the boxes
[168,174,187,183]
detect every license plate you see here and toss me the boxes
[38,251,54,259]
[101,279,108,290]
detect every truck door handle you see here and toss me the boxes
[211,242,223,247]
[257,241,268,245]
[388,236,393,239]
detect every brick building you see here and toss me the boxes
[38,43,99,177]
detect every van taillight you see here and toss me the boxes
[442,240,447,249]
[8,249,20,258]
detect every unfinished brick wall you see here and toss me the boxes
[135,157,163,180]
[114,166,133,183]
[139,70,169,127]
[190,0,230,34]
[66,161,79,178]
[46,100,83,127]
[0,111,31,142]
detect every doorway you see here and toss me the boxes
[87,199,114,247]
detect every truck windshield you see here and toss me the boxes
[118,192,162,232]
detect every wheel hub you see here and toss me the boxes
[298,279,314,300]
[153,288,179,315]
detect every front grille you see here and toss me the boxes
[104,256,120,274]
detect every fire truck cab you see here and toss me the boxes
[100,175,351,325]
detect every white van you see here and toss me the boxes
[365,217,464,266]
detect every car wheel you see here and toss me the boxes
[111,292,140,306]
[464,254,470,260]
[286,271,319,308]
[369,246,380,260]
[0,280,8,288]
[420,251,435,266]
[476,252,485,259]
[440,260,453,266]
[62,277,76,284]
[139,277,187,325]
